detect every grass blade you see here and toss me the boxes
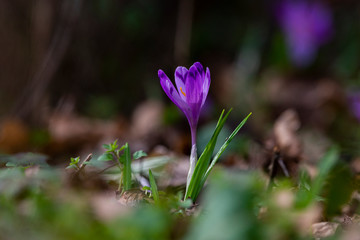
[312,147,338,195]
[295,147,339,209]
[184,109,225,198]
[122,143,132,191]
[192,112,252,201]
[149,169,160,205]
[185,109,232,200]
[205,112,252,178]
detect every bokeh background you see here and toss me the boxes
[1,0,360,164]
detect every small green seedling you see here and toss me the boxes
[66,156,80,170]
[98,140,147,192]
[148,169,160,205]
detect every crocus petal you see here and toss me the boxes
[158,62,211,144]
[158,70,185,110]
[175,66,188,101]
[185,64,202,105]
[193,62,205,79]
[201,67,211,107]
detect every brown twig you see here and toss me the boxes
[77,153,92,173]
[267,146,290,190]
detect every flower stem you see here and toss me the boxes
[185,144,197,198]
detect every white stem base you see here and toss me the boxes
[185,144,197,198]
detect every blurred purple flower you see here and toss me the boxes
[277,0,333,66]
[158,62,210,145]
[349,93,360,121]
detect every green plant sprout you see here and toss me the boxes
[66,156,80,170]
[97,140,147,192]
[148,169,160,205]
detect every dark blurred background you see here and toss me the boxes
[1,0,360,164]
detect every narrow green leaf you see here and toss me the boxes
[133,150,147,160]
[295,147,339,209]
[185,109,232,200]
[204,113,252,179]
[98,153,114,161]
[122,143,132,191]
[191,112,252,201]
[70,157,80,164]
[110,139,119,151]
[119,153,125,164]
[119,144,126,152]
[312,147,339,196]
[149,169,160,204]
[102,144,111,150]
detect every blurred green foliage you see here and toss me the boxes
[0,147,358,239]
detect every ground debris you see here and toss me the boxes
[91,191,130,221]
[117,189,149,207]
[264,109,302,181]
[312,222,339,239]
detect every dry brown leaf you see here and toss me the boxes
[273,109,301,158]
[0,118,29,153]
[312,222,339,239]
[117,190,148,207]
[264,109,302,180]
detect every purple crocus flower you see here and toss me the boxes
[158,62,210,145]
[277,0,333,67]
[158,62,210,190]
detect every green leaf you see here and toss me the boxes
[98,153,114,161]
[70,157,80,164]
[295,147,339,209]
[119,153,125,164]
[142,186,151,191]
[149,169,160,205]
[312,147,339,196]
[66,156,80,169]
[122,143,132,191]
[116,149,121,157]
[102,144,111,150]
[203,112,252,181]
[119,144,125,151]
[185,111,252,202]
[103,139,119,152]
[185,109,231,200]
[110,139,119,150]
[323,162,354,217]
[133,150,147,160]
[186,171,265,240]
